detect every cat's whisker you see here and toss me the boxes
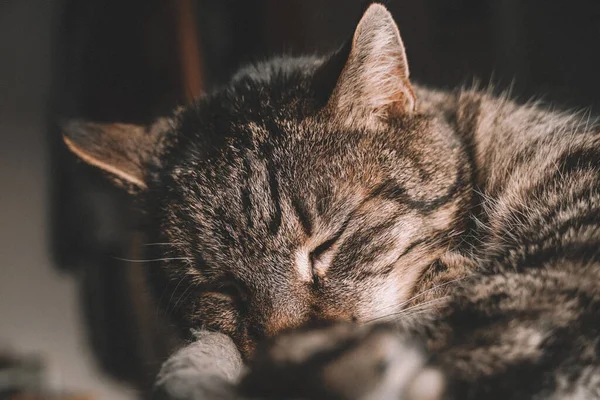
[396,277,465,309]
[113,256,192,263]
[399,297,450,314]
[166,275,192,318]
[365,297,450,324]
[142,242,184,247]
[172,281,200,315]
[364,277,466,321]
[391,297,451,320]
[394,307,439,322]
[405,296,450,310]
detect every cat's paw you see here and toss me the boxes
[154,330,244,400]
[239,323,445,400]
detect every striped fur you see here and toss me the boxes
[63,4,600,399]
[238,84,600,400]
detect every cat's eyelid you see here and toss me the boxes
[311,235,338,260]
[205,291,237,302]
[206,278,247,302]
[310,217,349,260]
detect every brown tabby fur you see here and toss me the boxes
[63,4,600,399]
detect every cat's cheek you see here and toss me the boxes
[193,294,259,359]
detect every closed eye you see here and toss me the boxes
[196,256,247,302]
[205,279,247,306]
[310,236,338,261]
[218,281,245,299]
[309,220,349,265]
[309,234,341,285]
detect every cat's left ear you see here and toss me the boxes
[317,4,416,122]
[62,118,171,192]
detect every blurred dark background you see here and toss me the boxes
[1,0,599,398]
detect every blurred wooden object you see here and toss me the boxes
[172,0,204,100]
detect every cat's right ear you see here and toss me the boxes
[61,118,171,192]
[314,4,416,123]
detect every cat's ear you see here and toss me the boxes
[62,118,171,191]
[318,4,415,121]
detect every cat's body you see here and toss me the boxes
[63,4,600,399]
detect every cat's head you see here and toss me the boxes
[63,4,470,357]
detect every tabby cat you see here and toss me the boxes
[63,4,600,399]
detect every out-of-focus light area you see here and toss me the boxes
[0,1,135,398]
[0,0,599,398]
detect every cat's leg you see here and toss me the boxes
[153,330,245,400]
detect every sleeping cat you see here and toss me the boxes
[62,3,600,399]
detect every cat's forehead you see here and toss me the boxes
[162,58,457,249]
[169,86,449,208]
[166,111,449,237]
